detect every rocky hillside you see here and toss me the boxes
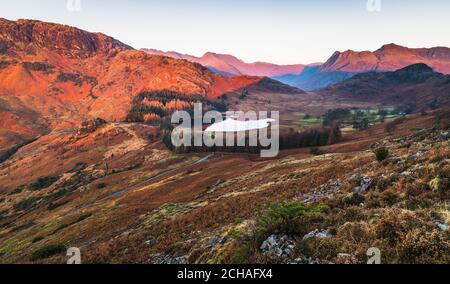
[0,18,261,152]
[0,109,447,264]
[320,44,450,74]
[316,63,450,111]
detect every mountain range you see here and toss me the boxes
[1,18,450,153]
[317,63,450,111]
[275,43,450,91]
[1,17,450,265]
[144,44,450,91]
[141,48,306,77]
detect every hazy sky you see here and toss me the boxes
[2,0,450,64]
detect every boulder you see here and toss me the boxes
[302,229,331,240]
[354,177,372,194]
[260,235,295,258]
[287,257,320,264]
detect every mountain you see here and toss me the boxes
[275,44,450,91]
[141,49,306,77]
[275,65,357,91]
[320,44,450,73]
[316,63,450,111]
[0,18,261,152]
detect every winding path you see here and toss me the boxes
[67,154,214,215]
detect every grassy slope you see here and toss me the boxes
[0,110,448,264]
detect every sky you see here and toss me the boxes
[1,0,450,64]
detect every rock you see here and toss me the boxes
[260,235,295,258]
[329,180,342,192]
[302,229,330,240]
[354,177,372,194]
[301,179,342,204]
[440,131,450,140]
[205,236,228,248]
[152,254,187,264]
[287,257,320,264]
[407,151,424,162]
[436,222,448,231]
[401,170,413,176]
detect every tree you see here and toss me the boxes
[375,147,389,162]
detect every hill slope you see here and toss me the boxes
[0,18,261,151]
[316,63,450,111]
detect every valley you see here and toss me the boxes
[0,17,448,264]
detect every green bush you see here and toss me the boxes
[29,176,60,191]
[31,236,45,243]
[69,163,86,173]
[257,201,325,235]
[31,245,66,261]
[375,147,389,162]
[51,224,69,235]
[75,213,92,223]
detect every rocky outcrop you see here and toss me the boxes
[260,235,295,258]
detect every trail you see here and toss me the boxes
[66,154,214,215]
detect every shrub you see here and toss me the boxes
[376,189,401,207]
[22,62,55,73]
[29,176,60,191]
[374,211,429,247]
[337,222,372,243]
[13,197,39,212]
[397,229,449,264]
[375,147,389,162]
[31,245,66,261]
[429,177,450,198]
[257,201,325,235]
[75,213,92,223]
[69,163,86,173]
[51,224,69,235]
[343,193,364,206]
[31,236,45,243]
[96,183,107,189]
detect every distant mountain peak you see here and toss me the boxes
[0,18,132,58]
[318,43,450,74]
[378,43,408,50]
[142,49,305,77]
